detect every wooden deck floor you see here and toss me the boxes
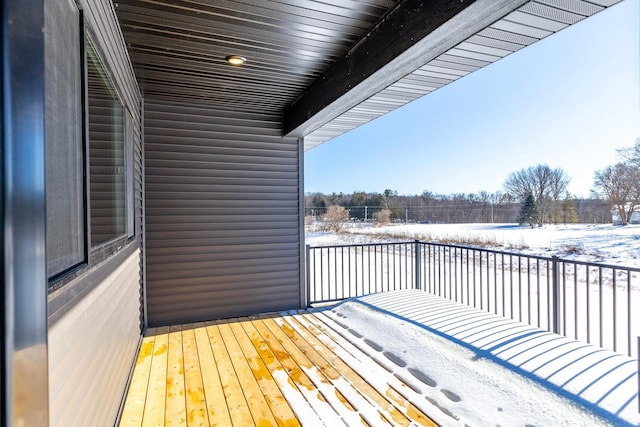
[118,309,438,426]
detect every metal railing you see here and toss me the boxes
[306,240,640,357]
[306,242,416,303]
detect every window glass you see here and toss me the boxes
[45,0,85,278]
[87,40,126,246]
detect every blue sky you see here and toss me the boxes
[304,0,640,198]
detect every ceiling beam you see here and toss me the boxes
[283,0,529,138]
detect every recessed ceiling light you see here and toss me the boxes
[225,55,246,66]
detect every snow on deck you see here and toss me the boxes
[335,289,639,426]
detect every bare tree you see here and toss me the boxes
[321,205,349,232]
[504,165,570,226]
[593,162,640,225]
[548,170,571,223]
[373,209,391,225]
[617,138,640,167]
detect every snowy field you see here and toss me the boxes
[306,223,640,267]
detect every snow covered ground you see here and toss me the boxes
[306,223,640,267]
[321,290,639,426]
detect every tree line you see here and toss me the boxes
[305,190,609,224]
[308,139,640,226]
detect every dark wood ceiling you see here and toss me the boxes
[113,0,623,149]
[114,0,398,112]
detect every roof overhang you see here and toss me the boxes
[114,0,624,151]
[293,0,622,150]
[283,0,528,138]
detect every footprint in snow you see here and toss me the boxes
[364,339,382,352]
[347,328,362,338]
[440,389,461,402]
[408,368,437,387]
[425,396,458,420]
[383,351,407,367]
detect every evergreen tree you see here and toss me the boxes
[310,194,327,217]
[517,194,539,228]
[560,197,579,224]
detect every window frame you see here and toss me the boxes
[125,109,136,238]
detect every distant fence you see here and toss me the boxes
[306,241,640,357]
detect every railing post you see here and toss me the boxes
[637,336,639,413]
[414,240,421,291]
[304,245,311,307]
[552,255,561,334]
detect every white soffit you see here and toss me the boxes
[304,0,623,151]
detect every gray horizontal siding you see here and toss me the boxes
[144,100,301,325]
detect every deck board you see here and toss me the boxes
[165,325,187,426]
[205,322,255,426]
[217,320,280,426]
[119,311,437,426]
[249,316,346,426]
[259,316,363,425]
[262,314,391,425]
[239,317,326,425]
[227,320,300,426]
[182,327,208,426]
[193,323,232,425]
[142,326,169,427]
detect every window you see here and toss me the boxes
[46,16,136,284]
[86,39,127,247]
[45,0,85,278]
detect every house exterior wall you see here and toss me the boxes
[48,251,141,427]
[45,0,143,426]
[144,100,302,326]
[611,205,640,225]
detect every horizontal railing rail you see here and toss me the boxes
[306,240,640,357]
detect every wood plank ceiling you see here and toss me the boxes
[113,0,623,151]
[114,0,398,111]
